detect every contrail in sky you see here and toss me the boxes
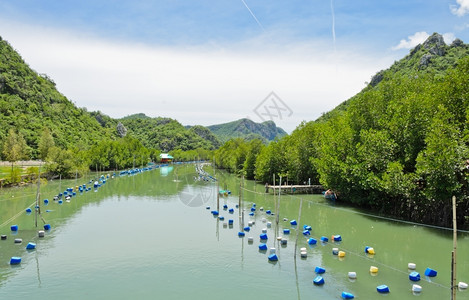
[240,0,266,32]
[330,0,336,52]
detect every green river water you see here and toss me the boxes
[0,164,468,299]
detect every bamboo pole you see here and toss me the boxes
[451,195,457,300]
[217,180,220,212]
[294,198,303,258]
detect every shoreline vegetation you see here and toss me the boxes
[1,33,468,228]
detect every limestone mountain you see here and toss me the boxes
[207,118,287,143]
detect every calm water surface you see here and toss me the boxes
[0,164,468,299]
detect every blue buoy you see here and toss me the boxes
[365,246,370,253]
[244,226,250,232]
[228,208,234,213]
[315,266,326,274]
[251,207,256,212]
[228,219,234,225]
[11,225,18,231]
[219,216,225,221]
[303,230,310,236]
[268,253,278,261]
[283,229,290,234]
[10,257,21,265]
[313,275,325,285]
[377,285,390,293]
[290,220,297,226]
[238,232,245,237]
[44,224,51,230]
[223,204,228,209]
[341,292,354,299]
[260,233,268,240]
[26,242,36,250]
[259,243,268,250]
[235,204,239,208]
[211,210,219,216]
[266,210,271,215]
[320,236,329,242]
[249,212,254,216]
[424,268,437,277]
[44,199,49,205]
[26,208,32,213]
[58,200,63,204]
[409,271,420,281]
[303,225,312,231]
[333,235,342,242]
[308,238,317,245]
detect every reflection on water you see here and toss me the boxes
[0,165,467,300]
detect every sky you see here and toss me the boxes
[0,0,468,132]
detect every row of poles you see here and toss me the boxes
[214,169,460,300]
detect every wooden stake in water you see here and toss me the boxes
[217,180,220,212]
[294,198,303,258]
[276,176,281,226]
[34,167,41,228]
[451,195,457,300]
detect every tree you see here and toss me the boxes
[2,128,28,171]
[38,127,55,160]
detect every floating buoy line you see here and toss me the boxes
[1,162,178,269]
[202,179,469,298]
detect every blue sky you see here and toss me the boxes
[1,0,468,132]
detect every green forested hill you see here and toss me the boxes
[319,32,469,121]
[207,118,287,143]
[119,114,220,151]
[215,33,469,228]
[0,37,117,158]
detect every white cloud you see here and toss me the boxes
[451,0,469,16]
[392,31,429,50]
[443,32,456,44]
[0,21,390,132]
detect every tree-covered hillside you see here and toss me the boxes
[0,37,117,158]
[215,33,469,228]
[119,114,219,151]
[207,118,287,143]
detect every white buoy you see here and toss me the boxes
[276,236,282,241]
[266,222,272,228]
[259,207,264,211]
[412,284,422,293]
[270,248,276,254]
[262,218,267,223]
[223,222,227,228]
[300,247,306,252]
[459,282,468,289]
[247,237,254,243]
[262,228,268,233]
[251,221,255,225]
[408,263,416,270]
[14,238,22,244]
[283,218,288,221]
[281,238,287,245]
[300,251,307,258]
[38,230,45,238]
[348,272,357,279]
[248,221,253,226]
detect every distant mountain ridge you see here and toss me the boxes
[207,118,287,143]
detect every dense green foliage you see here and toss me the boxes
[0,38,215,180]
[207,118,287,143]
[120,114,219,151]
[0,39,118,158]
[216,34,469,227]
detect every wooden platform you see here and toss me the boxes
[267,184,324,194]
